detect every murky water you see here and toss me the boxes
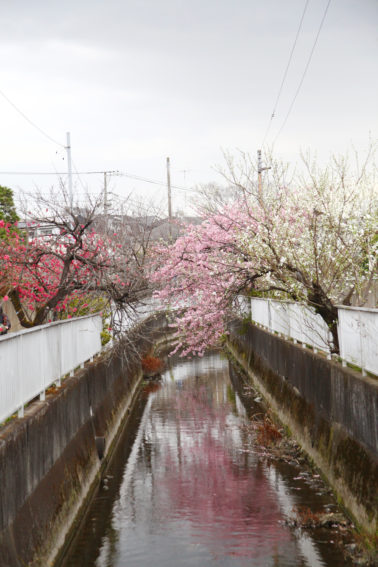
[61,352,354,567]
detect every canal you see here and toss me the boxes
[61,352,355,567]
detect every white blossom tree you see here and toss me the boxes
[154,147,377,355]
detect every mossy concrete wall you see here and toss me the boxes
[0,314,170,567]
[227,318,378,535]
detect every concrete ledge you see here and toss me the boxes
[0,313,171,567]
[227,318,378,535]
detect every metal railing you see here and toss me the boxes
[0,314,102,423]
[244,297,377,376]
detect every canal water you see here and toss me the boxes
[61,352,355,567]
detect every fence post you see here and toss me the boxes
[69,318,75,376]
[359,311,367,376]
[56,323,62,387]
[337,309,346,366]
[39,327,46,401]
[17,334,24,418]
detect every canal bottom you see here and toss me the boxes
[60,352,355,567]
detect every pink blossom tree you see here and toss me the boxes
[153,149,377,355]
[152,205,268,356]
[0,189,153,329]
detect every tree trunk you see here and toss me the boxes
[308,284,339,354]
[9,289,49,328]
[9,289,34,328]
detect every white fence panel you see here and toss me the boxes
[0,335,22,423]
[288,303,330,351]
[250,298,330,351]
[269,301,290,336]
[247,297,377,375]
[42,325,61,384]
[306,308,330,351]
[20,329,45,403]
[251,298,270,328]
[338,307,378,375]
[73,316,102,367]
[287,303,305,344]
[0,314,102,423]
[60,321,77,376]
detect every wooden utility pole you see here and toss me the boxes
[103,170,119,234]
[104,171,108,233]
[257,149,270,198]
[65,132,73,207]
[166,157,172,238]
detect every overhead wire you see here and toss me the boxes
[261,0,310,149]
[0,87,65,148]
[272,0,332,148]
[72,161,88,192]
[0,169,197,193]
[0,170,106,175]
[116,171,197,193]
[17,186,174,215]
[0,87,198,196]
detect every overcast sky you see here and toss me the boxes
[0,0,377,213]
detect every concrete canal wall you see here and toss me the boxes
[0,314,170,567]
[227,318,378,535]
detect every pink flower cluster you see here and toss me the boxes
[152,206,258,356]
[0,221,128,321]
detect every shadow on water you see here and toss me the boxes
[60,351,357,567]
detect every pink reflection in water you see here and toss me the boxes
[155,385,290,559]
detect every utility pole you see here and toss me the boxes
[103,170,119,234]
[66,132,73,207]
[166,157,172,238]
[257,149,270,198]
[104,171,108,234]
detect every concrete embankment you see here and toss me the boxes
[0,313,170,567]
[226,318,378,535]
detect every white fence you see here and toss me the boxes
[247,297,377,376]
[0,314,102,423]
[338,306,378,376]
[112,296,164,332]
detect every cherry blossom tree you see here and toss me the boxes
[153,148,377,355]
[152,206,268,356]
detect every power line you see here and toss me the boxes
[261,0,310,148]
[72,161,88,192]
[272,0,332,148]
[0,170,106,175]
[16,186,176,214]
[117,171,197,193]
[0,88,65,148]
[0,169,197,193]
